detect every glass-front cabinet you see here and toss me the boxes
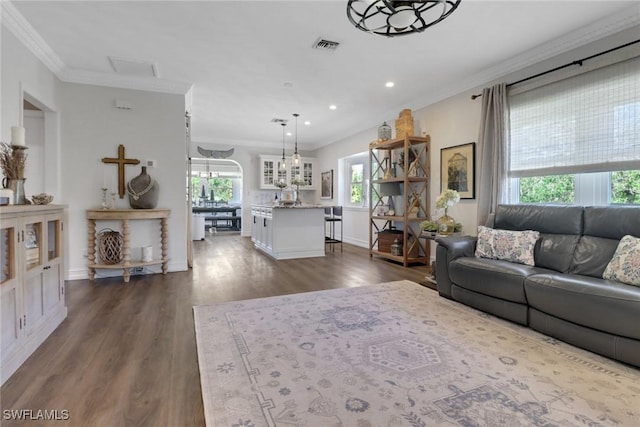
[259,155,316,190]
[0,206,67,386]
[1,217,20,362]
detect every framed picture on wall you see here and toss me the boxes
[440,142,476,199]
[321,170,333,199]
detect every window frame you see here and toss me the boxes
[507,51,640,206]
[340,152,370,209]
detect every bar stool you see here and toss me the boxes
[325,206,343,252]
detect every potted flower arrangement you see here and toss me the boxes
[420,219,439,236]
[435,189,460,235]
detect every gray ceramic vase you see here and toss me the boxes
[127,166,159,209]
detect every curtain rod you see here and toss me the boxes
[471,38,640,100]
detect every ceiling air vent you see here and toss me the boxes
[109,56,158,77]
[271,118,288,124]
[312,38,340,51]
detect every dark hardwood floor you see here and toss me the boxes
[0,233,433,426]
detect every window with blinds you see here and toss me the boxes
[509,55,640,178]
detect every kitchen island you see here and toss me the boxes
[250,205,325,260]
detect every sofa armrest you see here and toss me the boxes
[435,235,477,259]
[435,235,477,299]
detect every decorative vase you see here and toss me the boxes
[2,178,26,205]
[127,166,159,209]
[437,209,456,235]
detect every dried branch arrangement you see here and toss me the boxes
[0,142,27,179]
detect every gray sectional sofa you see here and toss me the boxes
[435,204,640,368]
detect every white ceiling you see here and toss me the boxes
[6,1,640,150]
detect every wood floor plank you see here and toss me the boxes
[0,234,432,426]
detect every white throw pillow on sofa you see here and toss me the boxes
[603,235,640,286]
[475,226,540,266]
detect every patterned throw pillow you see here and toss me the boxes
[602,235,640,286]
[475,226,540,266]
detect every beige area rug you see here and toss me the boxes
[193,280,640,427]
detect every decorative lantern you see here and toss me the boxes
[378,122,392,141]
[98,228,123,264]
[390,238,403,256]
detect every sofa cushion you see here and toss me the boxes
[525,273,640,340]
[450,257,549,303]
[603,235,640,286]
[583,206,640,240]
[494,204,584,234]
[569,206,640,278]
[569,236,620,278]
[535,234,580,273]
[493,204,583,272]
[475,226,539,266]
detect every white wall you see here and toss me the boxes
[60,84,187,279]
[23,110,45,195]
[3,25,188,281]
[1,28,60,145]
[313,91,481,252]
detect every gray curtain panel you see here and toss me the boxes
[476,83,509,226]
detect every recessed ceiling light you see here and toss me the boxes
[385,81,395,88]
[304,121,311,126]
[329,105,337,110]
[286,132,292,136]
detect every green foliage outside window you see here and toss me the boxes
[611,170,640,204]
[519,171,640,205]
[350,163,364,204]
[191,176,233,202]
[519,175,575,204]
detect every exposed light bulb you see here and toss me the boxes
[292,113,301,167]
[280,123,287,171]
[388,7,417,29]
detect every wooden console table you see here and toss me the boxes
[87,208,170,282]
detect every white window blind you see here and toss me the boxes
[509,55,640,178]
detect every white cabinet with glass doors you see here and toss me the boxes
[259,155,317,190]
[0,205,67,385]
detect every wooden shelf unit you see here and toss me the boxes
[86,208,170,282]
[369,135,431,267]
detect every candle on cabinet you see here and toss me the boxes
[11,126,25,146]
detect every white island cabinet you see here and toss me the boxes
[251,205,325,259]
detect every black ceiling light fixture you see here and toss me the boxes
[280,123,287,172]
[291,113,301,167]
[346,0,462,37]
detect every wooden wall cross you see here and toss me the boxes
[102,144,140,199]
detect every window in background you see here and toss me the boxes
[191,176,234,202]
[519,175,575,204]
[611,170,640,204]
[509,54,640,206]
[350,163,364,204]
[340,152,369,208]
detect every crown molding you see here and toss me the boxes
[406,3,640,112]
[59,68,192,95]
[1,1,65,75]
[2,1,192,95]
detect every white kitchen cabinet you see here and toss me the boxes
[0,205,67,385]
[259,155,317,190]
